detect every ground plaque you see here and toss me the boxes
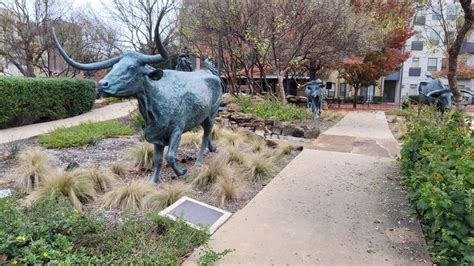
[159,196,231,234]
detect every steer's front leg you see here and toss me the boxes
[166,129,187,177]
[148,144,164,184]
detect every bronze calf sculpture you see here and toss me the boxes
[304,79,324,118]
[52,26,221,184]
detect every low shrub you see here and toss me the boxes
[39,120,134,148]
[0,76,95,128]
[226,96,311,121]
[14,148,54,193]
[400,107,473,264]
[0,195,211,264]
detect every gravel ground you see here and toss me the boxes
[0,124,298,216]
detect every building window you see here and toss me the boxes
[412,57,420,67]
[411,41,423,51]
[427,58,438,71]
[339,83,346,98]
[409,67,421,76]
[428,30,440,45]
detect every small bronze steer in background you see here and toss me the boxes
[51,23,221,184]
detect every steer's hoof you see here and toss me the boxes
[175,167,187,177]
[208,144,217,152]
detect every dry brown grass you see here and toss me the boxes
[224,146,246,165]
[279,142,296,155]
[211,124,222,140]
[145,182,188,211]
[244,153,278,182]
[74,167,116,193]
[14,148,54,193]
[213,176,240,205]
[130,142,154,171]
[110,162,128,178]
[180,131,202,148]
[192,155,232,189]
[318,111,343,122]
[218,130,242,147]
[103,180,153,212]
[32,170,96,211]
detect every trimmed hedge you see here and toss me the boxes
[400,107,473,264]
[0,77,96,129]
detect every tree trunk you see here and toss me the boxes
[277,71,287,104]
[353,87,359,108]
[448,0,473,111]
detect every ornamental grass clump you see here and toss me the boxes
[32,170,96,211]
[180,131,202,148]
[145,182,188,211]
[223,146,245,165]
[103,180,153,212]
[213,176,240,205]
[110,162,128,178]
[75,167,116,193]
[130,142,154,171]
[244,153,278,182]
[15,148,54,193]
[193,155,231,189]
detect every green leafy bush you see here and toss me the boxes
[400,107,473,264]
[0,195,210,264]
[226,96,311,121]
[39,120,134,148]
[0,77,95,128]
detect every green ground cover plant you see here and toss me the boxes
[39,120,134,148]
[0,195,210,264]
[225,96,312,121]
[400,107,473,264]
[0,77,95,129]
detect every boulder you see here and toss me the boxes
[265,139,279,148]
[271,120,283,135]
[292,127,305,138]
[265,119,275,126]
[304,128,321,139]
[229,113,254,123]
[282,124,296,136]
[296,96,308,103]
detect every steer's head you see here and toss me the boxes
[96,52,164,97]
[51,13,168,97]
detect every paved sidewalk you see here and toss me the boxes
[185,111,430,265]
[0,101,136,144]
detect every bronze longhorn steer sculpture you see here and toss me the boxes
[51,26,221,184]
[304,79,324,118]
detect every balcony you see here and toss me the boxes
[409,67,421,77]
[411,41,423,51]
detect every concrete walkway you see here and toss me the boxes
[186,111,430,265]
[0,101,136,144]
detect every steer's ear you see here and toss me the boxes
[147,68,163,80]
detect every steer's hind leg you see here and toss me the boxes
[148,144,164,184]
[197,117,213,165]
[166,129,187,177]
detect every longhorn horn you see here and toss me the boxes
[426,89,451,97]
[51,28,121,71]
[460,88,474,96]
[139,8,169,64]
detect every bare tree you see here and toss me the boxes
[179,0,379,102]
[419,0,473,110]
[0,0,70,77]
[105,0,179,56]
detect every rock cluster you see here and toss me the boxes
[219,106,320,139]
